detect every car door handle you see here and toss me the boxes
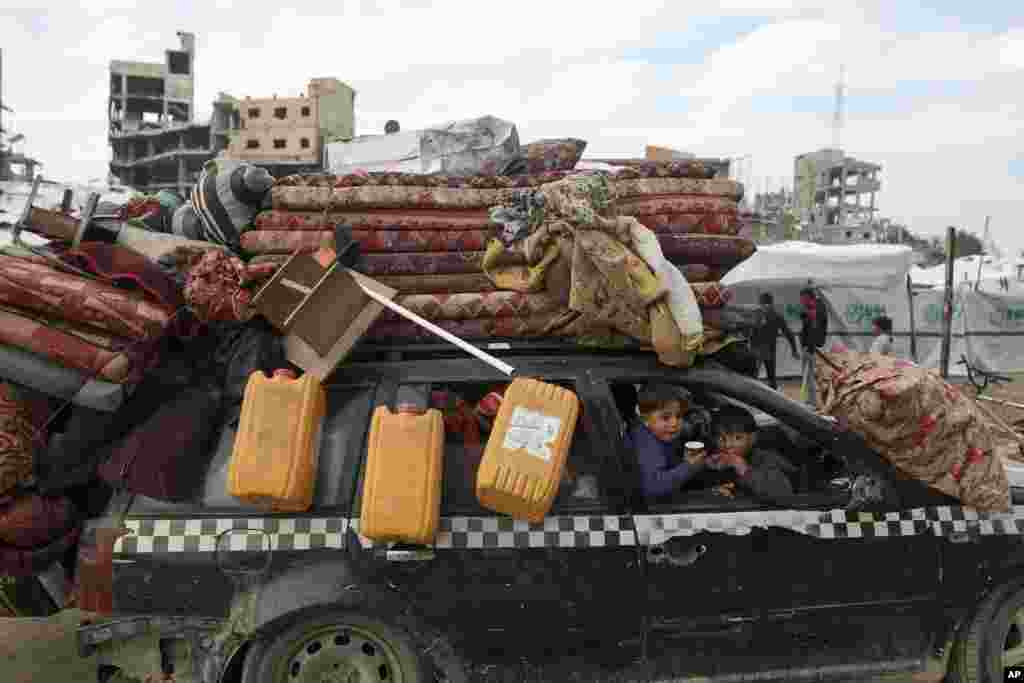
[647,541,707,567]
[374,547,436,562]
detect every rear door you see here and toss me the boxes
[371,371,646,659]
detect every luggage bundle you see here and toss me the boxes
[815,351,1022,512]
[240,162,755,363]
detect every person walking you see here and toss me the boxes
[798,287,828,409]
[751,293,800,390]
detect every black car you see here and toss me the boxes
[81,346,1024,683]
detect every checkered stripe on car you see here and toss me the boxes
[112,506,1024,555]
[636,506,1024,545]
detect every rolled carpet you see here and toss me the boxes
[251,209,494,231]
[240,228,492,255]
[374,273,498,294]
[700,304,767,333]
[272,185,512,212]
[381,291,565,322]
[611,177,743,200]
[0,342,130,412]
[0,308,152,384]
[365,312,576,342]
[615,195,739,217]
[657,234,756,268]
[0,254,175,344]
[634,212,740,236]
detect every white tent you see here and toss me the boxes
[721,241,914,290]
[912,254,1024,293]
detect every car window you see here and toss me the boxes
[430,380,612,516]
[129,384,376,515]
[610,379,853,512]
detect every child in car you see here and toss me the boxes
[701,404,797,504]
[628,383,713,502]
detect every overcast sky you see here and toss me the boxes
[4,1,1023,255]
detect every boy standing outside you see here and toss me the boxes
[798,287,828,409]
[751,293,800,390]
[870,316,894,356]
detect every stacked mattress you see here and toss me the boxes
[0,252,174,410]
[242,162,756,346]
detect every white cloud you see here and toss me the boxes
[4,2,1023,255]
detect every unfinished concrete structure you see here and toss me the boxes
[108,32,241,195]
[793,148,882,244]
[225,77,356,168]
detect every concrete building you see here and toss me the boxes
[225,78,356,167]
[107,32,238,195]
[793,148,882,244]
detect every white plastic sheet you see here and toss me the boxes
[722,241,914,291]
[325,115,520,176]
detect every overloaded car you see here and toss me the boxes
[80,345,1024,683]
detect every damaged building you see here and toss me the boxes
[793,147,882,244]
[107,32,230,195]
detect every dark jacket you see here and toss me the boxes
[799,297,828,350]
[751,307,798,357]
[684,448,797,504]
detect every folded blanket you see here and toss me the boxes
[657,234,756,268]
[615,195,739,217]
[0,308,153,384]
[0,254,175,344]
[0,342,130,412]
[240,228,492,255]
[275,171,575,189]
[381,291,564,322]
[273,185,512,212]
[366,312,577,342]
[635,212,740,236]
[374,273,498,294]
[252,209,494,231]
[611,177,743,200]
[675,263,727,283]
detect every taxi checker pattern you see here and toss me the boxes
[113,505,1024,555]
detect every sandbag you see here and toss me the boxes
[816,351,1017,511]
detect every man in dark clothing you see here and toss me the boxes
[798,287,828,408]
[751,293,799,390]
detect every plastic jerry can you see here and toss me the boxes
[476,378,580,523]
[360,404,445,545]
[228,369,327,512]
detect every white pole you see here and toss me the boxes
[359,283,516,376]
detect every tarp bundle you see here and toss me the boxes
[816,350,1022,511]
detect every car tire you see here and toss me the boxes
[241,610,428,683]
[948,580,1024,683]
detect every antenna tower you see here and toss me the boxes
[832,64,845,151]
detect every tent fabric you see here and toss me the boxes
[722,241,914,291]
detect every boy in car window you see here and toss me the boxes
[703,404,797,503]
[627,383,712,501]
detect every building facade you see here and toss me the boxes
[107,32,240,195]
[226,78,356,165]
[793,148,882,244]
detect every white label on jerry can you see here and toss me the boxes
[503,406,562,461]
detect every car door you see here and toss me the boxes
[593,378,760,638]
[358,373,646,660]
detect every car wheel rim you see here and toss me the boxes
[1003,608,1024,667]
[279,624,409,683]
